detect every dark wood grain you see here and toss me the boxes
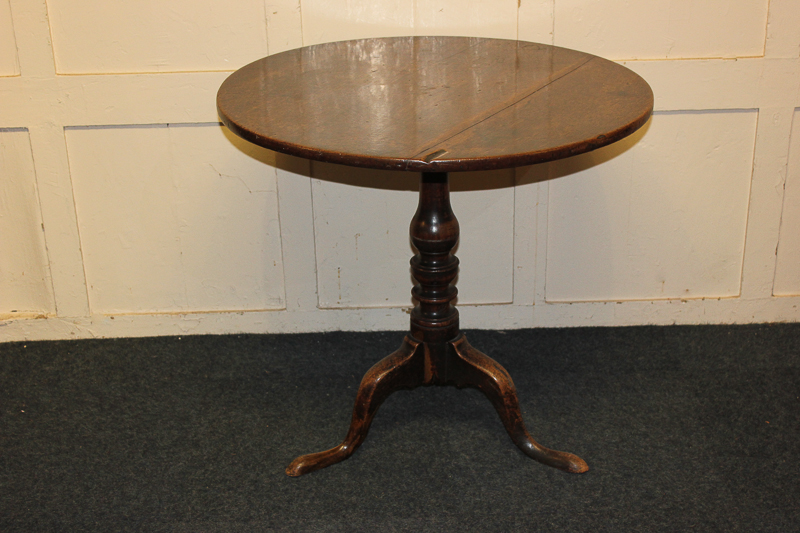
[284,171,589,477]
[286,336,424,477]
[409,172,460,344]
[217,36,653,173]
[219,38,653,476]
[285,331,587,477]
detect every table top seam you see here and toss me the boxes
[409,56,597,162]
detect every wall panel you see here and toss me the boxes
[312,165,514,308]
[0,0,19,75]
[301,0,518,45]
[65,123,284,314]
[413,0,518,39]
[554,0,769,60]
[301,0,414,45]
[46,0,268,74]
[0,129,53,316]
[546,111,758,302]
[774,109,800,296]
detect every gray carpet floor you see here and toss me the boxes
[1,324,798,531]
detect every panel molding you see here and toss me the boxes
[554,0,770,60]
[0,128,54,315]
[310,166,515,310]
[46,0,269,74]
[545,110,759,303]
[65,122,286,315]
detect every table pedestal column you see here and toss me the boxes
[286,172,588,477]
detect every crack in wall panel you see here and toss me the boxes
[0,128,53,315]
[774,108,800,296]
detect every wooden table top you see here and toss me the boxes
[217,36,653,173]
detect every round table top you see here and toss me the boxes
[217,36,653,173]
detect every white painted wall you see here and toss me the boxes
[1,0,798,341]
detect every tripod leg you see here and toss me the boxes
[286,336,424,476]
[450,336,588,474]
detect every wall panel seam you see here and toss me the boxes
[771,107,799,296]
[737,109,763,299]
[25,128,58,314]
[62,125,95,316]
[273,165,290,310]
[308,163,322,309]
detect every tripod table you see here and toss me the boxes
[216,36,654,476]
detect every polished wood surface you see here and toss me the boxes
[217,36,653,173]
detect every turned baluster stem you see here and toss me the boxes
[409,172,460,344]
